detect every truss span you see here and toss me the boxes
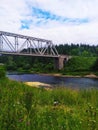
[0,31,59,57]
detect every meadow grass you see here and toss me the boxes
[0,78,98,130]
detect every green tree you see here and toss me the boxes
[91,58,98,71]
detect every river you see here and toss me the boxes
[7,73,98,89]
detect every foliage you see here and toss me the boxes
[56,44,98,56]
[0,64,6,78]
[0,55,55,73]
[0,78,98,130]
[91,58,98,71]
[62,57,97,75]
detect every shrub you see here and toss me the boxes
[0,64,6,78]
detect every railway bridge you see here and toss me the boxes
[0,31,70,69]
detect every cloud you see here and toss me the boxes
[27,0,98,18]
[31,7,89,25]
[0,0,98,45]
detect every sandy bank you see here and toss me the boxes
[38,73,98,79]
[84,74,98,78]
[25,82,52,90]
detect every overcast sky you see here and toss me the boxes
[0,0,98,45]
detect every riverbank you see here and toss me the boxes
[25,81,52,90]
[0,77,98,130]
[38,72,98,79]
[7,70,98,79]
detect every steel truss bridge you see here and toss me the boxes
[0,31,70,69]
[0,31,59,58]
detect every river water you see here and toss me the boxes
[7,73,98,89]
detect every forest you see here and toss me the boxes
[56,43,98,56]
[0,43,98,75]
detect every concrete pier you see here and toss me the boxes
[54,55,70,70]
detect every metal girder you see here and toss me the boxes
[0,31,51,42]
[0,31,59,57]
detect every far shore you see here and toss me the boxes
[37,73,98,79]
[7,71,98,79]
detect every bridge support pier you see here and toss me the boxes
[54,56,69,70]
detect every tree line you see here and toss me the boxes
[56,43,98,56]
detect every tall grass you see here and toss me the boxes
[0,78,98,130]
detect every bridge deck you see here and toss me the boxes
[0,51,60,58]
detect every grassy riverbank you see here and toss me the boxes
[0,77,98,130]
